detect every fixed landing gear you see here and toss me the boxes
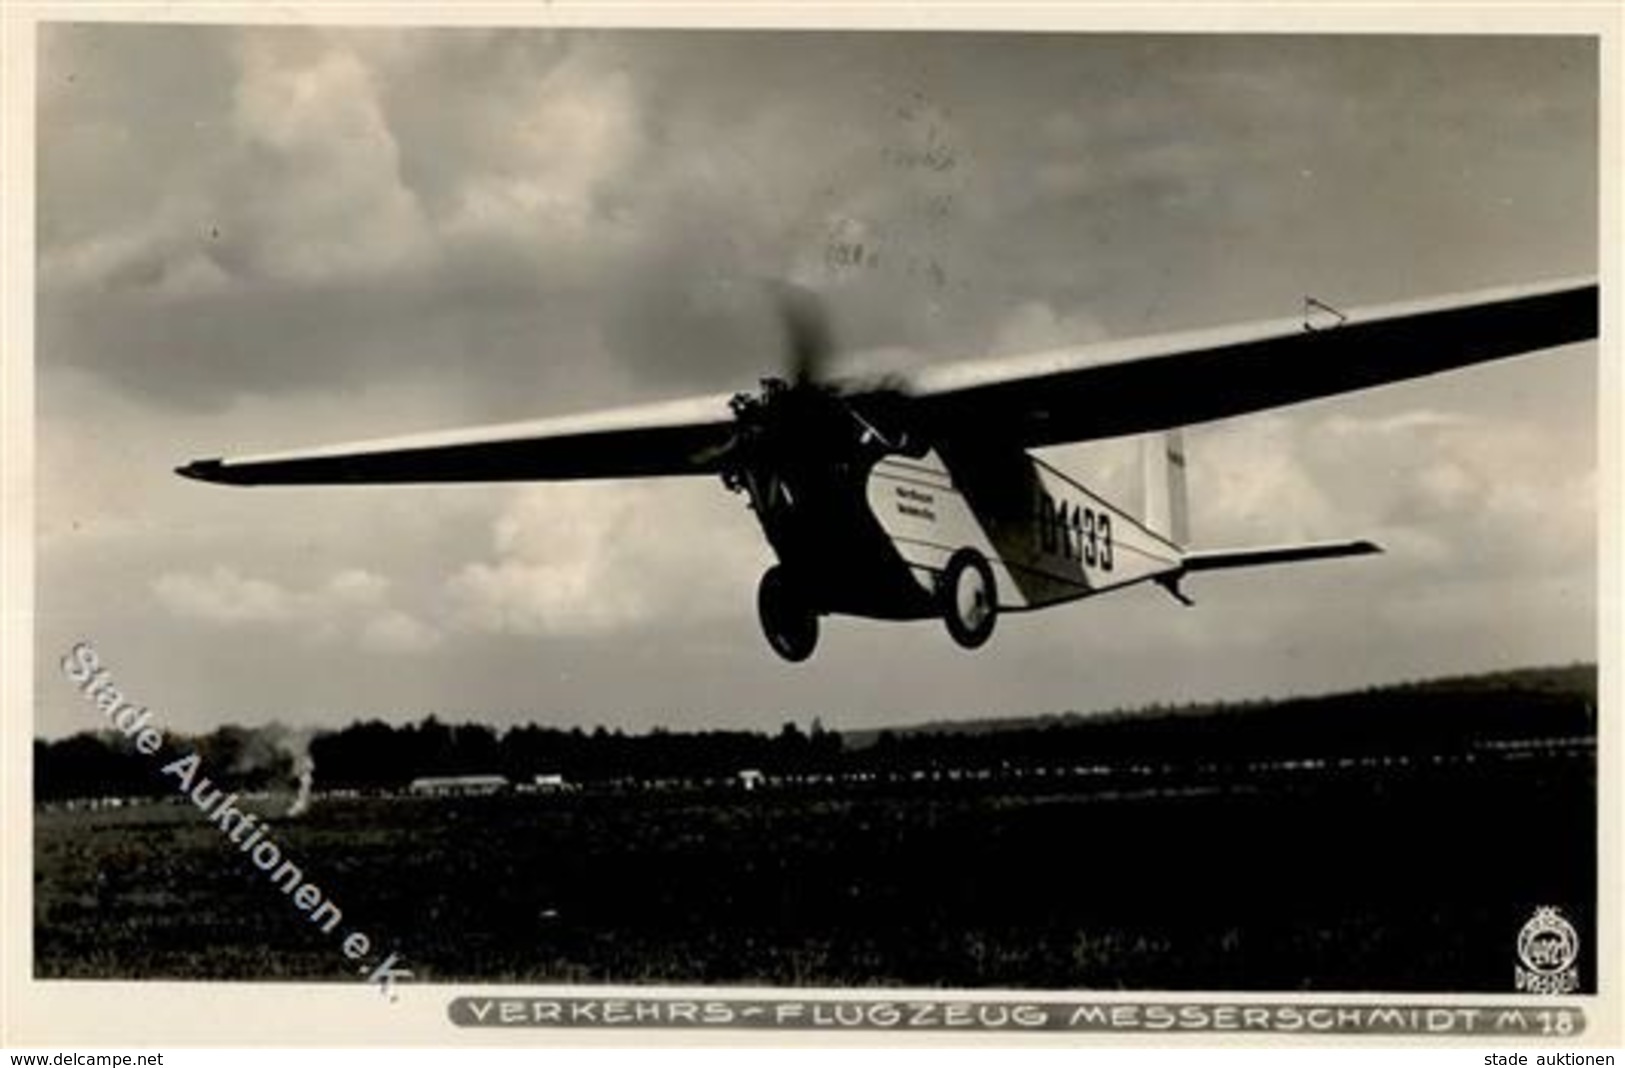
[938,548,998,650]
[758,565,818,662]
[936,549,994,650]
[758,551,998,660]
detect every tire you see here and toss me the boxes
[758,565,818,662]
[938,548,997,650]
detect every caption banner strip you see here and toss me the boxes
[449,998,1585,1036]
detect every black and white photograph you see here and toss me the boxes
[6,5,1616,1047]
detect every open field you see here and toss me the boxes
[36,732,1594,991]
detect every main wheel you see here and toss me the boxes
[938,548,997,650]
[758,565,818,662]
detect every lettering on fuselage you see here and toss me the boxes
[895,485,937,522]
[1037,490,1114,571]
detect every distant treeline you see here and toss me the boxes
[34,664,1595,801]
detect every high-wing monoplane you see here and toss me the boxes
[178,278,1598,661]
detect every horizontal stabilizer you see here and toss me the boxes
[1182,539,1382,572]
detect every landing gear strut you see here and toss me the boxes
[758,565,818,662]
[938,548,997,650]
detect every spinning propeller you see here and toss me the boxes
[771,279,837,389]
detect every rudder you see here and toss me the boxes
[1142,429,1189,548]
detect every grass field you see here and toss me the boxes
[35,737,1595,992]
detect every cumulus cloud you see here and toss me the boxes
[151,566,303,625]
[446,481,766,637]
[1191,415,1341,545]
[152,565,442,653]
[153,480,768,651]
[226,35,436,283]
[360,610,444,655]
[1191,406,1593,575]
[40,29,439,296]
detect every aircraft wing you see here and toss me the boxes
[908,277,1598,447]
[179,277,1596,486]
[176,394,739,486]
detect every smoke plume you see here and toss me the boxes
[221,722,316,818]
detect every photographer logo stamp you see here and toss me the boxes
[1514,907,1579,995]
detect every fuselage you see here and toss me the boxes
[725,382,1183,623]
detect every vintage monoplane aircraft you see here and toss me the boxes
[178,277,1597,661]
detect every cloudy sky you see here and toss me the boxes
[33,26,1599,739]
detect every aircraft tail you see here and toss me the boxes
[1141,429,1189,548]
[1182,539,1382,572]
[1141,429,1380,608]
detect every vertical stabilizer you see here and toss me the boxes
[1142,429,1189,548]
